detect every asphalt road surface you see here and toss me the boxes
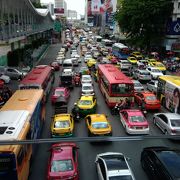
[7,43,180,180]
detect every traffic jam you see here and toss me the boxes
[0,27,180,180]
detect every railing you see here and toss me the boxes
[0,24,54,41]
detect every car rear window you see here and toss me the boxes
[109,176,133,180]
[157,151,180,178]
[51,160,73,172]
[92,122,108,129]
[54,121,70,128]
[170,119,180,127]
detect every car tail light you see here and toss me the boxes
[171,129,176,133]
[144,125,149,129]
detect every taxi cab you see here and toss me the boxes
[107,54,114,60]
[77,95,97,116]
[51,114,74,137]
[148,58,158,66]
[131,51,143,60]
[127,56,138,64]
[150,62,166,74]
[85,114,112,136]
[87,58,97,68]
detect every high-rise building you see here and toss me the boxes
[54,0,67,17]
[47,3,54,16]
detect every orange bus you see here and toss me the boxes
[19,65,55,100]
[98,64,134,108]
[0,89,45,180]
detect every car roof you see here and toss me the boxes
[54,114,71,121]
[132,80,141,83]
[82,83,93,86]
[88,114,106,122]
[124,109,143,116]
[155,113,180,119]
[54,87,66,91]
[80,96,93,100]
[82,75,91,77]
[138,69,149,72]
[140,91,155,96]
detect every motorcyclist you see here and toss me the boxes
[72,102,80,116]
[74,73,80,86]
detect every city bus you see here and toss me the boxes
[97,64,134,108]
[0,89,45,180]
[112,43,130,59]
[19,65,55,100]
[157,75,180,114]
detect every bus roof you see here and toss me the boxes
[159,75,180,86]
[98,64,133,84]
[112,43,128,49]
[1,89,44,114]
[20,65,52,86]
[0,110,29,140]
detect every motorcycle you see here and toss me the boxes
[71,107,81,122]
[111,102,131,115]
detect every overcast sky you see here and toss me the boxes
[40,0,85,15]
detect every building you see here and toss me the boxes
[67,10,77,19]
[47,3,54,16]
[54,0,67,17]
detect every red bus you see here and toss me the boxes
[98,64,134,107]
[19,65,55,100]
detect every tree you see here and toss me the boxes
[115,0,173,50]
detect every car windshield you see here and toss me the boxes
[51,160,73,172]
[54,121,70,128]
[170,119,180,127]
[130,116,145,123]
[151,69,161,72]
[79,100,92,105]
[92,122,108,129]
[82,77,91,81]
[140,72,150,75]
[134,83,142,87]
[55,90,64,96]
[109,176,133,180]
[83,85,93,90]
[145,96,156,101]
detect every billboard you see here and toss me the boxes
[54,8,64,14]
[91,0,101,14]
[166,18,180,35]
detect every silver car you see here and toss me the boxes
[132,80,144,92]
[95,152,136,180]
[147,80,158,93]
[81,83,94,96]
[133,69,151,81]
[153,113,180,135]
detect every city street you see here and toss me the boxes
[7,43,180,180]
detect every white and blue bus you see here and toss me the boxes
[112,43,130,59]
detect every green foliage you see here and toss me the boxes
[115,0,173,50]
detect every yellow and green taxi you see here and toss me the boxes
[107,54,114,60]
[148,58,158,66]
[131,51,143,60]
[77,95,97,116]
[51,114,74,137]
[151,62,166,74]
[87,58,97,68]
[85,114,112,136]
[127,56,138,64]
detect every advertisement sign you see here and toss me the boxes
[171,42,180,51]
[165,82,180,114]
[88,0,92,16]
[91,0,101,14]
[166,18,180,35]
[54,8,64,14]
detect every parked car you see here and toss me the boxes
[0,73,10,84]
[141,146,180,180]
[120,109,149,134]
[134,91,161,110]
[153,113,180,135]
[146,67,164,79]
[81,83,94,96]
[81,75,92,84]
[95,152,136,180]
[51,87,70,104]
[47,143,79,180]
[132,80,144,92]
[85,114,112,136]
[51,114,74,137]
[133,69,151,81]
[147,80,158,93]
[77,95,97,116]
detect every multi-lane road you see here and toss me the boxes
[8,43,180,180]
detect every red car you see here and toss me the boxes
[119,109,149,134]
[134,91,161,110]
[47,143,79,180]
[51,87,70,104]
[50,62,60,71]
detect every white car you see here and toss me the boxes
[81,75,92,84]
[119,60,132,69]
[133,69,151,81]
[0,73,10,83]
[153,113,180,135]
[132,80,144,92]
[147,80,158,93]
[84,55,92,63]
[95,152,136,180]
[146,67,164,79]
[81,83,94,96]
